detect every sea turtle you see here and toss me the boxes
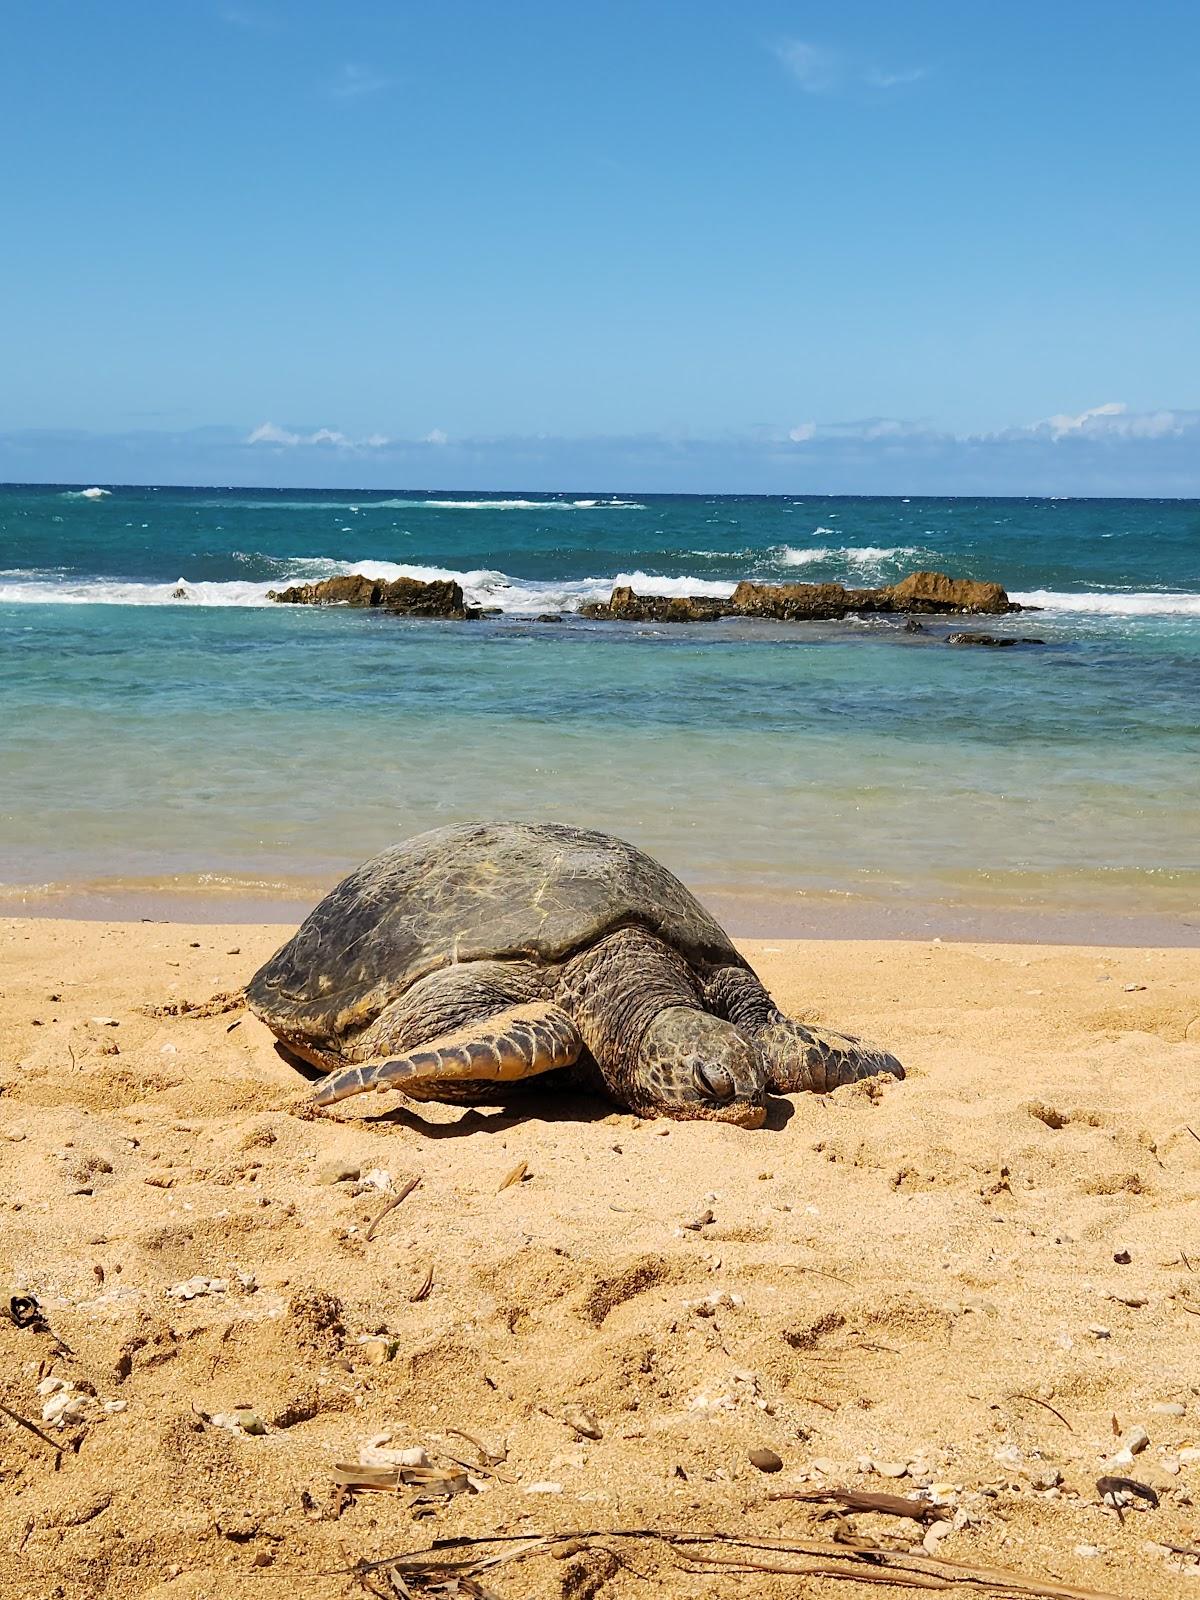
[246,822,903,1127]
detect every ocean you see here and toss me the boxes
[2,484,1197,940]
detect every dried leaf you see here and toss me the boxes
[497,1160,528,1192]
[331,1462,470,1496]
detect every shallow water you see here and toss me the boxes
[2,485,1198,937]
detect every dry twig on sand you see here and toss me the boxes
[1008,1393,1074,1431]
[768,1486,951,1522]
[364,1175,420,1241]
[324,1527,1136,1599]
[0,1400,64,1457]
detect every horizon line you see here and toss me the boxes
[4,478,1199,504]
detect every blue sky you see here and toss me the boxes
[3,0,1199,492]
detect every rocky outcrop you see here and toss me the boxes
[946,631,1046,648]
[580,570,1022,623]
[728,581,874,620]
[268,573,474,618]
[579,585,727,622]
[887,571,1010,615]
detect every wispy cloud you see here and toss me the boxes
[1018,401,1189,442]
[218,5,279,32]
[864,66,928,89]
[246,421,391,450]
[774,39,928,96]
[773,41,840,94]
[329,62,390,100]
[422,428,449,446]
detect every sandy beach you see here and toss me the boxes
[3,917,1200,1598]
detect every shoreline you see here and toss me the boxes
[3,882,1199,946]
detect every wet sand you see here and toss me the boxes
[3,917,1200,1598]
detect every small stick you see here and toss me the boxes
[1009,1393,1073,1431]
[769,1487,949,1522]
[365,1175,420,1241]
[446,1427,506,1466]
[793,1265,853,1287]
[409,1262,434,1303]
[0,1400,63,1455]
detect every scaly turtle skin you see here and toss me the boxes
[246,822,903,1127]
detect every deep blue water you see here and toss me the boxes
[1,484,1197,932]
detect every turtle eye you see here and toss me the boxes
[694,1060,736,1103]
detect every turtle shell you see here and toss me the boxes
[246,821,743,1042]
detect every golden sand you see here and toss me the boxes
[3,917,1200,1598]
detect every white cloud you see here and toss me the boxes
[1019,402,1189,442]
[774,39,928,95]
[246,421,301,446]
[330,63,389,100]
[1035,401,1126,440]
[246,421,384,450]
[773,40,840,94]
[219,5,278,31]
[422,428,449,446]
[864,66,928,89]
[788,422,817,443]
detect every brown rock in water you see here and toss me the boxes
[579,585,727,622]
[946,632,1045,648]
[730,580,879,619]
[885,570,1011,614]
[268,573,473,618]
[579,569,1018,624]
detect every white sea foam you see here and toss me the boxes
[0,560,734,615]
[1013,589,1200,617]
[776,544,922,568]
[5,561,1194,620]
[221,497,645,512]
[343,559,735,613]
[0,576,278,607]
[62,487,112,499]
[777,546,834,566]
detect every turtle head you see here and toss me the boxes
[635,1007,767,1127]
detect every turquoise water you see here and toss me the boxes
[2,485,1198,936]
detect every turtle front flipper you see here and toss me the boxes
[310,1003,583,1109]
[757,1017,904,1094]
[703,965,903,1093]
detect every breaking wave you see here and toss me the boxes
[3,559,1197,620]
[1012,589,1200,617]
[216,497,646,512]
[775,543,925,573]
[62,487,111,499]
[0,559,734,615]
